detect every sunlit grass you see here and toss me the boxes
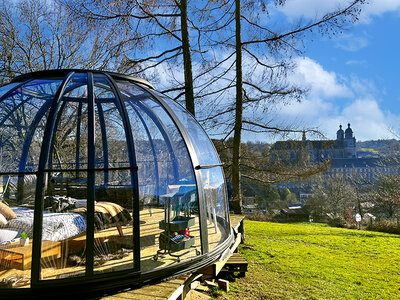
[225,221,400,299]
[359,147,379,154]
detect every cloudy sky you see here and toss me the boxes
[259,0,400,142]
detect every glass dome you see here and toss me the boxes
[0,70,232,297]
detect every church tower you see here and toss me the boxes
[344,123,356,158]
[335,125,345,158]
[334,123,356,158]
[337,124,344,140]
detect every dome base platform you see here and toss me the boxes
[100,215,245,300]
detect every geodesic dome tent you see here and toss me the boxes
[0,70,232,297]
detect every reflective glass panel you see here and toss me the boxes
[0,79,62,174]
[48,73,88,171]
[117,82,201,271]
[93,74,130,170]
[154,92,220,166]
[154,92,231,250]
[199,167,230,251]
[0,82,23,99]
[0,175,37,288]
[93,170,134,274]
[40,171,87,280]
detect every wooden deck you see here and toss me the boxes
[101,214,245,299]
[221,253,248,277]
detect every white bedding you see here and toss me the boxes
[0,207,87,243]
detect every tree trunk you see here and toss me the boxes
[180,0,195,116]
[232,0,243,214]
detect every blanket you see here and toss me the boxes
[5,207,86,242]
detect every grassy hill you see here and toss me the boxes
[224,221,400,299]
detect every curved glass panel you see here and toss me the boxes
[93,74,130,170]
[117,81,201,271]
[152,92,230,249]
[41,73,135,279]
[41,73,89,280]
[0,79,62,173]
[47,73,88,171]
[92,74,134,274]
[154,92,220,166]
[0,82,24,99]
[199,167,230,251]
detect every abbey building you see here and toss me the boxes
[271,123,398,183]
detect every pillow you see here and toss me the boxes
[0,202,17,220]
[0,228,20,244]
[75,199,88,208]
[0,213,7,226]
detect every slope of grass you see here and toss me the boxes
[225,221,400,299]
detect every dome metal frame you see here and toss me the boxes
[0,69,233,298]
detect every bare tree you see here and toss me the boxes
[306,175,358,223]
[207,0,365,214]
[373,174,400,219]
[64,0,220,116]
[0,0,127,83]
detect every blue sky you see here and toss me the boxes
[267,0,400,142]
[144,1,400,142]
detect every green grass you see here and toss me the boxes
[360,147,379,154]
[224,221,400,299]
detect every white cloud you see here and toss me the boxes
[275,0,400,22]
[360,0,400,23]
[278,98,334,118]
[291,57,353,99]
[348,75,378,97]
[341,98,390,140]
[346,60,367,65]
[275,0,351,20]
[335,33,369,51]
[273,57,397,141]
[280,98,395,141]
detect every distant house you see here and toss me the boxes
[243,204,257,213]
[277,204,308,221]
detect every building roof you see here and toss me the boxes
[271,139,336,151]
[331,157,381,168]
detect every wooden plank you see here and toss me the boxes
[226,254,247,263]
[197,232,242,278]
[229,215,245,233]
[223,253,248,275]
[102,276,190,300]
[230,232,242,253]
[215,232,242,275]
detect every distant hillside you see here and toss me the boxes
[356,139,400,157]
[242,139,400,158]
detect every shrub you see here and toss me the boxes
[327,217,346,228]
[245,211,272,222]
[364,219,400,235]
